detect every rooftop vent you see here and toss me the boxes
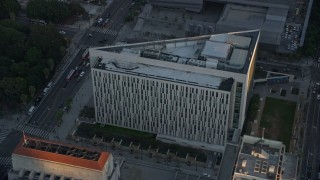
[269,165,275,173]
[242,160,247,167]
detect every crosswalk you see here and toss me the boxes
[15,124,49,139]
[0,129,11,144]
[0,157,11,166]
[90,27,118,36]
[313,62,320,69]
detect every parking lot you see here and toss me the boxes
[281,24,301,51]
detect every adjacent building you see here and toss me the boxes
[8,136,120,180]
[233,135,298,180]
[89,30,259,152]
[148,0,294,51]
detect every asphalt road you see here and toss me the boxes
[28,49,87,130]
[300,53,320,180]
[81,0,133,47]
[27,0,132,131]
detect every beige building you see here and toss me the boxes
[233,135,298,180]
[8,136,120,180]
[89,30,259,152]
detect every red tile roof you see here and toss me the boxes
[13,136,110,171]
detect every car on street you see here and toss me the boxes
[62,82,68,89]
[317,94,320,100]
[34,96,42,106]
[59,31,66,35]
[79,71,85,77]
[97,18,103,26]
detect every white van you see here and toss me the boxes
[43,87,49,96]
[28,106,36,115]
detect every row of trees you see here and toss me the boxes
[302,0,320,56]
[26,0,87,23]
[0,20,67,110]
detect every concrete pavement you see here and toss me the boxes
[50,72,93,141]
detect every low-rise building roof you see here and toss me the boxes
[13,136,110,171]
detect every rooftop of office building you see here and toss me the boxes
[233,135,297,180]
[13,136,110,171]
[91,30,259,90]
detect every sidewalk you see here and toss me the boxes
[50,73,93,141]
[250,97,265,136]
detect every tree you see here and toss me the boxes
[47,58,55,72]
[27,65,46,89]
[59,46,66,56]
[10,62,28,77]
[0,20,30,34]
[68,1,86,16]
[125,14,134,22]
[20,94,28,106]
[26,0,48,20]
[302,1,320,57]
[43,67,49,79]
[46,0,69,23]
[24,47,42,66]
[6,42,26,62]
[66,97,73,110]
[56,109,64,127]
[29,86,36,98]
[0,77,27,105]
[0,25,25,51]
[0,56,14,78]
[0,0,20,19]
[28,25,66,63]
[26,0,73,23]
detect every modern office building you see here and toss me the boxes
[215,2,288,51]
[89,30,259,152]
[233,135,298,180]
[8,135,120,180]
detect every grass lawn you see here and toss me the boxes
[76,123,156,145]
[260,97,296,149]
[75,123,208,162]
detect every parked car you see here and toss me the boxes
[34,96,43,106]
[79,71,85,77]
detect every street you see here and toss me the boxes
[15,0,132,139]
[300,50,320,180]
